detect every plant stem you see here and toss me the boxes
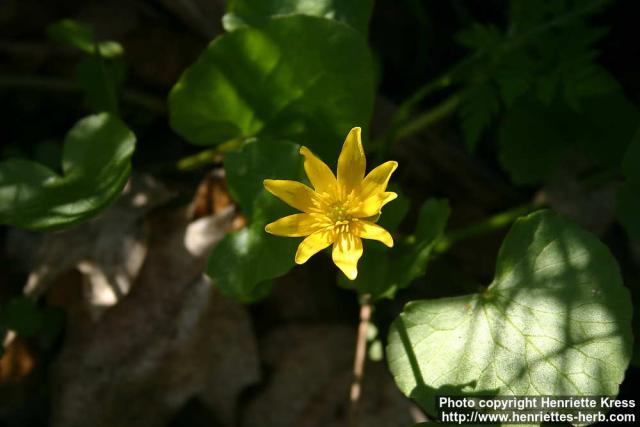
[349,294,372,427]
[435,203,540,254]
[175,137,249,171]
[374,91,463,162]
[394,92,462,142]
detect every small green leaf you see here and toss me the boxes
[169,15,374,163]
[392,199,451,288]
[206,139,303,302]
[339,199,450,300]
[387,211,632,417]
[223,0,373,34]
[376,184,409,232]
[0,113,135,230]
[498,101,569,185]
[459,83,500,151]
[47,19,94,51]
[47,19,123,58]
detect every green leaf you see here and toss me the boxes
[223,0,373,34]
[376,184,409,232]
[0,113,135,230]
[47,19,123,58]
[387,211,632,417]
[48,19,126,113]
[339,199,450,300]
[499,92,639,185]
[459,83,500,151]
[392,199,451,289]
[498,101,569,185]
[169,15,374,162]
[206,139,303,302]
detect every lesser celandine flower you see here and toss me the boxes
[263,127,398,280]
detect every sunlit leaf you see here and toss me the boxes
[0,113,135,230]
[223,0,373,34]
[207,139,303,302]
[169,15,374,163]
[387,211,632,417]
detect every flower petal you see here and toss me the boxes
[349,191,397,218]
[354,220,394,247]
[263,179,322,213]
[359,160,398,200]
[332,232,363,280]
[300,146,337,194]
[337,127,366,195]
[295,228,335,264]
[265,213,331,237]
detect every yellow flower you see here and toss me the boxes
[263,127,398,280]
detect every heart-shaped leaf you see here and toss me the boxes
[169,15,374,163]
[387,211,632,417]
[0,113,135,230]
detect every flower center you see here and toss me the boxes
[327,203,350,224]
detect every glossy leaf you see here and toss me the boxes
[0,113,135,230]
[169,15,374,162]
[207,139,303,302]
[223,0,373,34]
[339,199,450,300]
[387,211,632,417]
